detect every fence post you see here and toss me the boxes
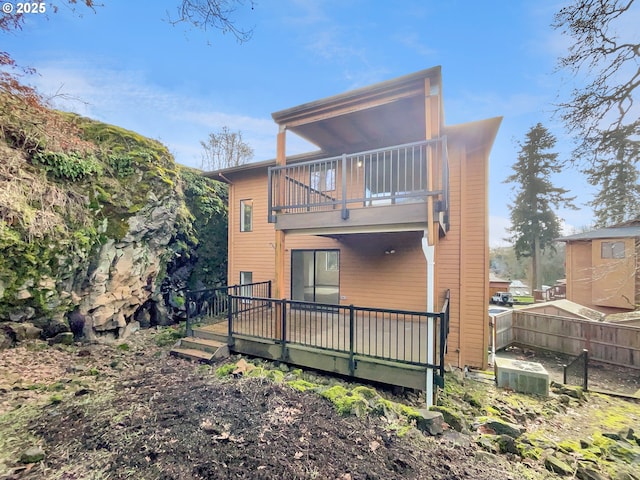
[281,299,287,362]
[439,312,446,380]
[349,305,355,377]
[583,349,589,392]
[227,295,234,347]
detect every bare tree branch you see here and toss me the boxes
[168,0,255,43]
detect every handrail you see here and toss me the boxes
[268,138,449,221]
[227,293,450,374]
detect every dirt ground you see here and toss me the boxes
[0,328,639,479]
[496,345,640,396]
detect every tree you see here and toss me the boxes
[553,0,639,225]
[585,128,640,226]
[168,0,255,43]
[505,123,576,290]
[200,126,254,171]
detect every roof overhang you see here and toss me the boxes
[444,116,503,154]
[272,66,443,155]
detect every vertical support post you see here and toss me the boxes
[274,126,287,339]
[341,154,349,219]
[227,295,234,347]
[349,305,355,376]
[281,299,287,362]
[267,168,274,222]
[583,349,589,391]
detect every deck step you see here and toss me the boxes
[170,347,215,362]
[180,337,229,357]
[191,326,228,343]
[170,336,230,363]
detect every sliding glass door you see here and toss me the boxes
[291,250,340,304]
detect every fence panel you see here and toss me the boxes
[493,310,513,350]
[512,311,640,369]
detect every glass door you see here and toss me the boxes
[291,250,339,304]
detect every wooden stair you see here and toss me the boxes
[170,327,229,363]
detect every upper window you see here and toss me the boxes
[601,241,625,259]
[240,199,253,232]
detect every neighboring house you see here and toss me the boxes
[206,67,501,371]
[557,219,640,314]
[489,272,511,298]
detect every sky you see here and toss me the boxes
[3,0,636,246]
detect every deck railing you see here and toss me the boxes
[268,139,449,222]
[185,281,271,335]
[227,289,450,381]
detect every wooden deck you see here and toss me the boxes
[190,305,444,392]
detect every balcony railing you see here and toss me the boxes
[268,138,449,223]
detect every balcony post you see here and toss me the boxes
[341,153,349,220]
[274,125,287,338]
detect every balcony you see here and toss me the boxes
[268,139,449,234]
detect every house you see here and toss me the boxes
[557,219,640,314]
[490,272,511,298]
[203,67,501,395]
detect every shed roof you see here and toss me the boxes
[557,224,640,241]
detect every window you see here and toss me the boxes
[240,271,253,298]
[310,163,336,192]
[601,241,625,259]
[240,199,253,232]
[325,251,339,271]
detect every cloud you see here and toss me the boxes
[24,60,285,167]
[393,32,436,58]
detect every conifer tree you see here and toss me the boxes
[505,123,576,289]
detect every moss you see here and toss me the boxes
[286,379,319,393]
[430,405,466,432]
[320,385,367,416]
[557,439,582,453]
[215,363,237,378]
[116,343,130,351]
[154,327,184,347]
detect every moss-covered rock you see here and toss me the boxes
[0,91,228,342]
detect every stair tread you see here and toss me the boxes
[182,337,226,348]
[171,347,214,361]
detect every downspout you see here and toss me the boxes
[421,230,435,408]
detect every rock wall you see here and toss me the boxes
[0,94,227,346]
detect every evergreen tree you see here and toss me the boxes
[505,123,575,289]
[585,127,640,226]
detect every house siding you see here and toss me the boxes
[228,169,429,311]
[436,142,489,369]
[226,139,489,370]
[565,237,639,313]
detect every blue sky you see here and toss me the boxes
[3,0,628,245]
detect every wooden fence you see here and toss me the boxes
[499,311,640,370]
